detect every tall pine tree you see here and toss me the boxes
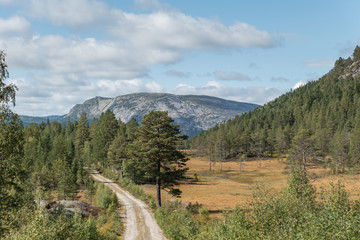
[131,111,188,207]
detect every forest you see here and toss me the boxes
[191,46,360,176]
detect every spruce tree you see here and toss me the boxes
[74,112,89,159]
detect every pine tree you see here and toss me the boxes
[288,129,314,175]
[131,111,189,207]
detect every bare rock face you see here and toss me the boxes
[62,93,259,136]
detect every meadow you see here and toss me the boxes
[143,156,360,213]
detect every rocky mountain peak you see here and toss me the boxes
[62,93,259,137]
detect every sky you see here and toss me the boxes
[1,0,360,116]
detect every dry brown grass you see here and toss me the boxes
[141,156,360,213]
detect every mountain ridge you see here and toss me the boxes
[21,93,259,137]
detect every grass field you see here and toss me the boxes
[142,156,360,214]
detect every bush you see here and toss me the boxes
[95,183,118,209]
[4,210,101,240]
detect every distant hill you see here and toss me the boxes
[20,115,62,126]
[20,93,259,137]
[192,46,360,161]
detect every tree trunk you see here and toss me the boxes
[341,157,345,173]
[156,160,161,207]
[156,177,161,207]
[209,155,212,171]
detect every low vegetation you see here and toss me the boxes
[3,178,123,240]
[155,170,360,239]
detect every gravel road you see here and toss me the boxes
[89,169,168,240]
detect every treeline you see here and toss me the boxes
[23,108,187,205]
[22,110,141,201]
[191,46,360,174]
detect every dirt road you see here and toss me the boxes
[88,169,167,240]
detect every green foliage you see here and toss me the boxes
[191,46,360,176]
[95,183,118,209]
[157,174,360,240]
[130,111,189,206]
[115,177,156,209]
[0,50,29,236]
[92,110,119,167]
[353,45,360,61]
[74,112,89,159]
[155,201,203,240]
[4,210,101,240]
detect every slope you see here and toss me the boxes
[192,46,360,166]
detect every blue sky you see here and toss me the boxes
[1,0,359,116]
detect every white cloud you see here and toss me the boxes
[25,0,277,50]
[28,0,114,28]
[1,35,152,79]
[2,0,282,116]
[215,71,251,81]
[11,76,164,116]
[0,16,32,38]
[0,0,20,5]
[0,1,278,81]
[292,80,307,90]
[172,81,284,105]
[110,12,277,50]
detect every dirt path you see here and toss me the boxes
[88,169,167,240]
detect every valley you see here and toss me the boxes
[1,1,359,239]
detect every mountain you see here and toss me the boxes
[192,46,360,161]
[62,93,258,137]
[20,115,62,126]
[21,93,259,137]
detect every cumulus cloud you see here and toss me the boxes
[172,81,284,105]
[2,0,282,116]
[27,0,115,28]
[0,0,279,80]
[292,80,307,90]
[25,0,278,51]
[0,0,20,5]
[11,76,164,116]
[0,16,32,38]
[110,11,277,50]
[1,35,160,79]
[215,71,251,81]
